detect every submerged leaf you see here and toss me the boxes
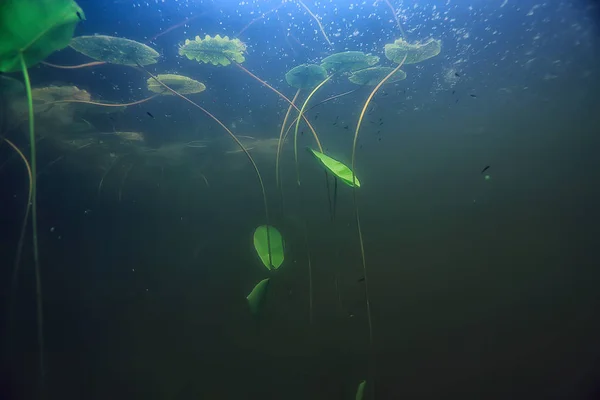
[308,148,360,188]
[320,51,379,74]
[179,34,246,66]
[246,278,270,316]
[384,38,441,64]
[70,35,159,66]
[349,67,407,86]
[0,0,84,72]
[253,225,284,270]
[356,380,366,400]
[285,64,328,89]
[146,74,206,95]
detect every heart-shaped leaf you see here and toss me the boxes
[246,278,270,316]
[0,0,84,72]
[308,148,361,188]
[253,225,284,270]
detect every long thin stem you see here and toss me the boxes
[138,65,274,267]
[351,55,407,350]
[381,0,406,38]
[276,89,300,190]
[3,138,32,338]
[293,76,332,186]
[236,2,287,38]
[45,94,159,108]
[42,60,106,69]
[19,53,45,396]
[234,63,323,152]
[295,0,333,46]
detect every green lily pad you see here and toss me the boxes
[0,0,84,72]
[253,225,284,270]
[285,64,328,89]
[146,74,206,95]
[384,38,441,64]
[246,278,270,316]
[308,148,360,188]
[356,380,366,400]
[70,35,159,66]
[349,66,407,86]
[320,51,379,74]
[179,34,246,66]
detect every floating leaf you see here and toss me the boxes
[384,38,441,64]
[285,64,328,89]
[0,0,84,72]
[179,34,246,66]
[355,380,366,400]
[253,225,284,271]
[70,35,159,66]
[246,278,270,316]
[147,74,206,95]
[320,51,379,74]
[349,67,407,86]
[308,148,360,188]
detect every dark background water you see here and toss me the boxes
[1,0,600,399]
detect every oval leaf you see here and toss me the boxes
[308,148,360,188]
[356,380,366,400]
[0,0,84,72]
[246,278,270,316]
[253,225,284,270]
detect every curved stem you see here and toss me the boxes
[137,65,274,267]
[276,89,300,189]
[236,2,287,38]
[42,60,106,69]
[45,94,159,108]
[3,137,32,342]
[295,0,333,46]
[351,55,407,351]
[19,53,45,395]
[293,76,332,186]
[381,0,406,38]
[233,63,323,152]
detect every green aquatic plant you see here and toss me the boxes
[278,64,328,189]
[253,225,284,270]
[285,64,328,90]
[70,35,159,66]
[179,34,246,66]
[320,51,379,74]
[0,0,85,392]
[350,46,409,364]
[146,74,206,95]
[384,37,441,64]
[246,278,270,316]
[308,149,360,188]
[348,66,407,86]
[356,380,366,400]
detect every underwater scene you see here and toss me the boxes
[1,0,599,399]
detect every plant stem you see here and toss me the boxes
[20,52,45,396]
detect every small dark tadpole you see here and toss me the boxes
[455,72,461,77]
[301,130,304,136]
[452,90,456,95]
[76,11,83,20]
[343,125,349,130]
[376,130,381,134]
[358,277,365,282]
[146,111,155,119]
[470,94,477,98]
[481,165,490,174]
[379,121,383,126]
[378,138,382,142]
[455,99,459,103]
[314,113,319,120]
